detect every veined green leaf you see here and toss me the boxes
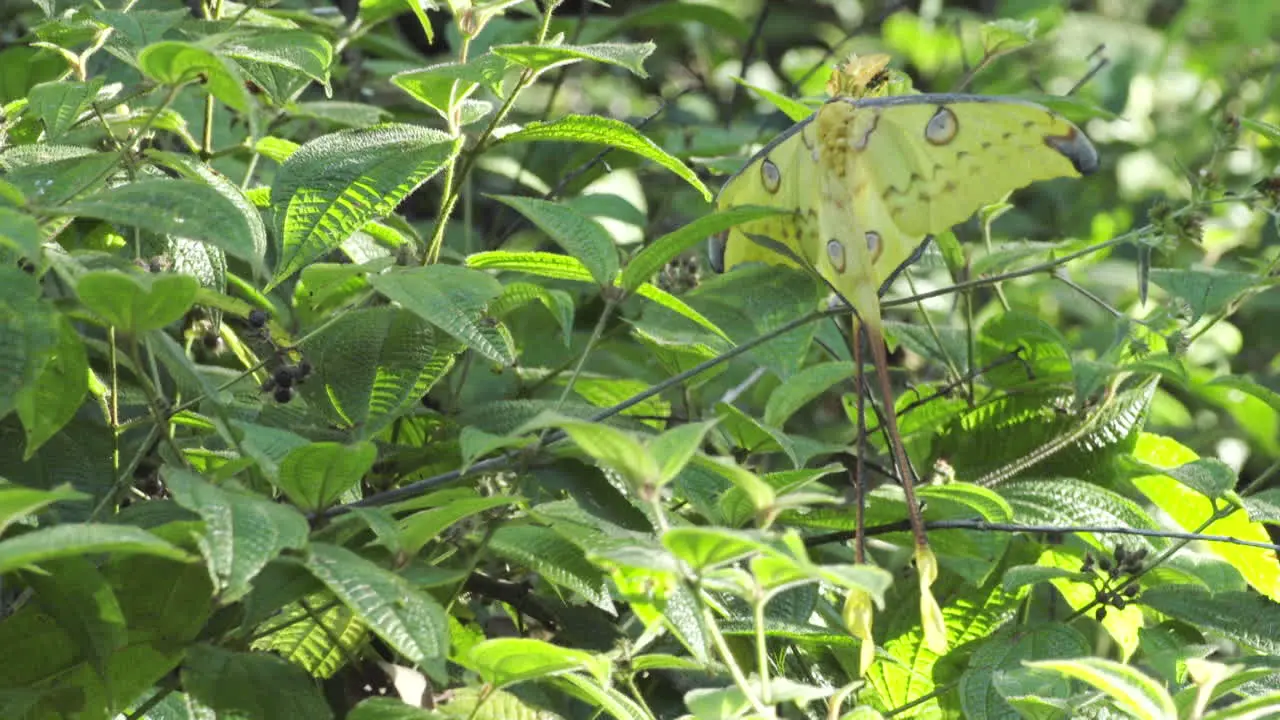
[1025,657,1176,720]
[492,41,654,78]
[269,124,460,287]
[498,114,711,201]
[490,195,619,286]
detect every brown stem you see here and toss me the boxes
[865,323,928,551]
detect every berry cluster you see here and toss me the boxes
[245,309,312,403]
[1082,545,1146,621]
[260,360,312,403]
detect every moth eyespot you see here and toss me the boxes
[865,231,883,262]
[826,239,846,272]
[761,158,782,193]
[925,107,959,145]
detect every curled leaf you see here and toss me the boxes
[916,545,948,654]
[842,587,876,676]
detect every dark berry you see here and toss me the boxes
[274,386,293,403]
[248,309,269,328]
[1081,554,1094,571]
[1114,597,1126,610]
[1099,558,1112,572]
[1095,607,1107,622]
[274,368,295,388]
[201,332,221,350]
[1122,585,1139,598]
[296,360,312,378]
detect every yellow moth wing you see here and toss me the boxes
[838,96,1096,238]
[711,94,1097,323]
[711,119,821,274]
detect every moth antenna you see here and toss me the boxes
[1068,47,1110,96]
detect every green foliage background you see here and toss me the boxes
[1,0,1280,718]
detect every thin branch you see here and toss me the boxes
[804,517,1280,554]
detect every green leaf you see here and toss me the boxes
[22,557,127,679]
[691,454,776,522]
[516,411,658,490]
[163,467,309,603]
[662,526,772,570]
[1140,585,1280,655]
[0,523,191,576]
[290,101,390,128]
[275,442,376,512]
[866,573,1021,715]
[999,477,1164,554]
[498,115,712,201]
[220,30,333,88]
[1128,433,1280,602]
[466,638,609,689]
[299,307,455,436]
[0,268,59,421]
[490,195,620,285]
[488,281,575,346]
[138,40,250,113]
[75,270,198,333]
[492,41,655,77]
[1024,657,1176,720]
[960,624,1089,719]
[27,78,103,139]
[978,310,1072,387]
[59,179,261,269]
[458,426,535,472]
[0,207,41,259]
[367,266,511,365]
[1129,457,1236,500]
[548,673,651,720]
[1148,267,1263,321]
[650,420,719,487]
[1242,487,1280,524]
[1205,375,1280,414]
[145,150,269,272]
[730,77,814,122]
[1201,692,1280,720]
[634,282,731,342]
[2,148,121,206]
[489,525,614,613]
[398,493,520,556]
[934,382,1156,485]
[0,482,84,537]
[182,644,334,720]
[15,315,87,459]
[1001,565,1084,592]
[764,361,854,428]
[269,124,461,287]
[348,696,441,719]
[1241,117,1280,144]
[305,543,449,681]
[251,595,365,680]
[620,205,792,291]
[980,17,1037,53]
[467,249,599,282]
[392,54,510,116]
[683,264,821,379]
